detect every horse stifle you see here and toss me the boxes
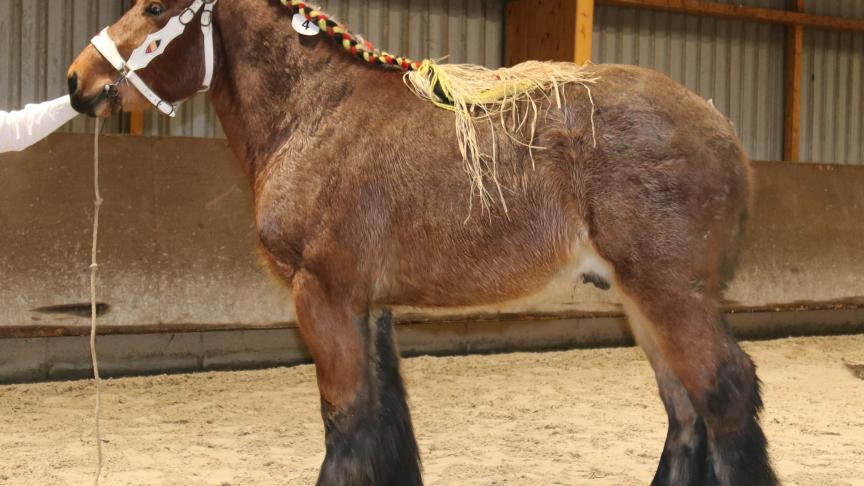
[67,1,778,485]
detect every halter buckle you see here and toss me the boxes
[179,7,197,25]
[156,100,177,117]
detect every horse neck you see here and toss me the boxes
[208,0,371,181]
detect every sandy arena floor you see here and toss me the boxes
[1,334,863,485]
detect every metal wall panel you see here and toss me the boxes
[801,0,864,164]
[0,0,504,139]
[592,0,788,162]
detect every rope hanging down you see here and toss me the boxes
[90,119,105,486]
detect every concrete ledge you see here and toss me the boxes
[2,310,862,385]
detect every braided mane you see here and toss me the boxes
[281,0,599,212]
[281,0,422,72]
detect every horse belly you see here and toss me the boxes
[384,230,614,308]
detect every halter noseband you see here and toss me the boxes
[90,0,218,117]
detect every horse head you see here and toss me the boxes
[67,0,215,117]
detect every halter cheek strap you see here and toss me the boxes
[90,0,217,117]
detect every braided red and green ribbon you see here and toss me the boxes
[281,0,423,72]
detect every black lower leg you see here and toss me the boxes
[317,309,422,486]
[652,414,708,486]
[701,348,778,486]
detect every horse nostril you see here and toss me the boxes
[68,72,79,96]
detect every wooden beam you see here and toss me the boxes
[506,0,595,66]
[597,0,864,33]
[130,111,145,136]
[783,0,805,162]
[575,0,595,65]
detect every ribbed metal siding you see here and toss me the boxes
[0,0,504,138]
[801,1,864,164]
[593,0,787,162]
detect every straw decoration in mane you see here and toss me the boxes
[68,1,778,485]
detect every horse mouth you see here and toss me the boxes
[70,85,121,118]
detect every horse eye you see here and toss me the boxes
[145,3,165,17]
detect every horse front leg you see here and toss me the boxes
[292,270,422,486]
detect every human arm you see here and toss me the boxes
[0,95,79,153]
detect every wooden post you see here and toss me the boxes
[506,0,595,66]
[575,0,595,65]
[783,0,805,162]
[130,112,145,136]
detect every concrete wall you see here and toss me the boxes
[1,134,863,382]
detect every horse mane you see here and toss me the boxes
[282,0,599,211]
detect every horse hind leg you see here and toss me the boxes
[618,281,778,486]
[627,305,708,486]
[292,271,422,486]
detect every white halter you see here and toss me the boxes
[90,0,217,117]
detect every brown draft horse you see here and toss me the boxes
[67,1,778,485]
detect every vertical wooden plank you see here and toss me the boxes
[783,0,804,161]
[506,0,581,65]
[131,112,145,135]
[575,0,595,65]
[505,0,525,66]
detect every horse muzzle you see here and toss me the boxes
[68,71,119,118]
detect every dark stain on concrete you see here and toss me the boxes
[32,303,111,318]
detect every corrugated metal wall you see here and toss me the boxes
[0,0,504,139]
[801,0,864,164]
[593,0,788,161]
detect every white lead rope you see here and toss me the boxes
[90,118,104,486]
[90,0,218,117]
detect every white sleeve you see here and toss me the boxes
[0,95,80,154]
